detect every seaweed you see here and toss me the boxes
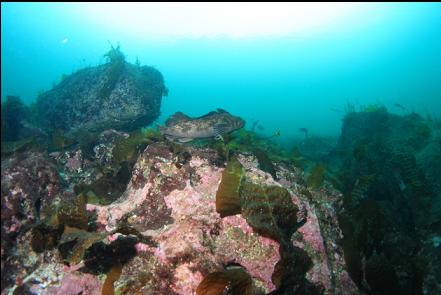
[57,193,94,230]
[253,147,278,180]
[196,266,253,295]
[1,95,29,142]
[58,226,106,265]
[102,264,123,295]
[289,147,308,169]
[76,162,131,205]
[306,163,326,189]
[31,218,64,253]
[112,130,148,164]
[103,43,126,64]
[143,126,165,143]
[364,253,400,295]
[74,130,100,159]
[1,138,36,157]
[272,245,315,293]
[215,157,245,217]
[50,129,77,151]
[240,182,299,243]
[99,44,127,101]
[82,235,138,274]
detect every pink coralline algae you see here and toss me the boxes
[47,272,102,295]
[87,182,152,231]
[1,142,360,294]
[83,143,360,294]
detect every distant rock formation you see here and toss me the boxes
[336,108,441,295]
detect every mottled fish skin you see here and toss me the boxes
[160,109,244,142]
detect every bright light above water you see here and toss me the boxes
[82,2,365,39]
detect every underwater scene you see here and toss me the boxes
[1,2,441,295]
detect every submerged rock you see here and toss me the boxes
[34,55,167,136]
[1,140,359,294]
[84,143,358,294]
[1,152,63,290]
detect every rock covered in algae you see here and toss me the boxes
[1,142,359,295]
[336,109,441,294]
[33,52,167,136]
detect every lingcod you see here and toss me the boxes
[160,109,245,142]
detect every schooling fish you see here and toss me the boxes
[160,109,245,143]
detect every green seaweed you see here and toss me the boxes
[306,163,326,189]
[74,130,100,159]
[104,44,126,64]
[253,147,278,180]
[142,126,164,143]
[76,162,131,205]
[57,193,94,230]
[112,130,149,164]
[289,147,308,169]
[1,137,36,157]
[353,143,368,161]
[363,104,385,113]
[99,44,126,101]
[51,129,77,151]
[215,157,245,217]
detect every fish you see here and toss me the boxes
[260,130,280,140]
[394,103,406,110]
[299,128,308,138]
[160,109,245,143]
[251,120,259,131]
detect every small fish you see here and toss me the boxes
[251,120,259,132]
[299,128,308,138]
[61,38,69,44]
[160,109,245,143]
[394,103,405,110]
[262,130,281,140]
[257,125,265,131]
[223,262,245,270]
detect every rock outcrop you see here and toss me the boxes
[1,140,359,294]
[34,51,167,136]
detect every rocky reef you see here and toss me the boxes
[332,108,441,295]
[33,46,167,137]
[2,55,440,295]
[1,133,359,294]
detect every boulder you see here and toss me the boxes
[34,54,167,136]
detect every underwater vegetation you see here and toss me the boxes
[334,108,441,295]
[306,163,327,189]
[213,156,322,293]
[1,96,29,142]
[2,41,440,294]
[99,44,127,101]
[50,129,77,151]
[215,157,245,217]
[196,266,253,295]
